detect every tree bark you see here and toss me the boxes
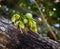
[0,15,60,49]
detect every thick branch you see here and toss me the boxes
[0,16,60,49]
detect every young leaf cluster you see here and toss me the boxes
[11,13,37,33]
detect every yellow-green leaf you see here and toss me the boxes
[28,20,32,28]
[19,21,25,29]
[30,25,37,33]
[11,14,20,22]
[32,20,36,25]
[25,13,32,19]
[11,16,16,22]
[15,14,20,19]
[14,21,20,26]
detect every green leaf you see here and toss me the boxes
[49,11,54,16]
[57,34,60,40]
[25,13,33,19]
[23,18,28,24]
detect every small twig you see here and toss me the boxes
[33,0,57,40]
[19,28,23,34]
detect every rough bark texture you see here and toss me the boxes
[0,16,60,49]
